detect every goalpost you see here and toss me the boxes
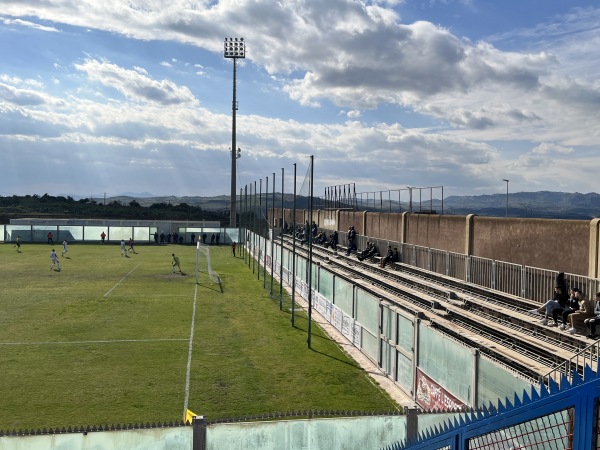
[196,242,223,292]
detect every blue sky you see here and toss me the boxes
[1,1,600,199]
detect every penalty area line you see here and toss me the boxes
[104,263,141,297]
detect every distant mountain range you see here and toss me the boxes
[103,191,600,220]
[443,191,600,219]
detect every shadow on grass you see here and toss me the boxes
[308,346,361,369]
[196,281,223,293]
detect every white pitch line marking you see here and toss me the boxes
[0,338,187,346]
[104,263,141,297]
[182,283,199,419]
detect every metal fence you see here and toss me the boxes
[328,229,600,304]
[386,365,600,450]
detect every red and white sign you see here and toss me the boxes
[415,368,467,412]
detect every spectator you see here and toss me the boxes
[191,233,195,245]
[584,292,600,339]
[557,288,581,330]
[380,246,394,268]
[392,248,399,263]
[346,226,357,255]
[357,242,379,261]
[566,290,595,334]
[529,284,568,326]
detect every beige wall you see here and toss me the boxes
[471,217,589,275]
[404,214,466,254]
[270,208,599,277]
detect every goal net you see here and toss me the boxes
[196,242,223,292]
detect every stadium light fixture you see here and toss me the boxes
[224,37,246,227]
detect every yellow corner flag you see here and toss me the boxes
[184,409,197,424]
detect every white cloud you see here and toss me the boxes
[532,143,574,155]
[1,17,60,32]
[2,1,600,196]
[74,59,198,105]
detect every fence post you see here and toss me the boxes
[491,260,496,290]
[405,407,419,443]
[521,265,527,298]
[192,416,207,450]
[466,256,471,283]
[427,248,432,271]
[446,251,450,276]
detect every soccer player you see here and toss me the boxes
[120,239,126,256]
[50,249,61,271]
[128,238,136,253]
[101,231,106,244]
[14,236,21,253]
[172,253,182,273]
[61,239,68,257]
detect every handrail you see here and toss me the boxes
[539,339,600,388]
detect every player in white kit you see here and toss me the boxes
[50,249,61,271]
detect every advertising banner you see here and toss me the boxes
[415,368,467,412]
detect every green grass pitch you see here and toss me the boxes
[0,241,398,430]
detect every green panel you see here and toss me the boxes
[0,427,192,449]
[397,351,413,392]
[84,226,108,242]
[382,306,395,341]
[355,289,379,335]
[57,226,84,241]
[361,329,379,361]
[397,315,414,353]
[418,326,473,404]
[477,356,533,408]
[133,226,151,242]
[334,277,353,316]
[109,226,132,240]
[318,270,334,300]
[296,257,306,282]
[206,416,407,450]
[382,341,395,376]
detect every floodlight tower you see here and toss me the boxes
[224,37,245,227]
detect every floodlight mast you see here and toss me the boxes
[224,37,245,227]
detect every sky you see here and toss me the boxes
[1,1,600,200]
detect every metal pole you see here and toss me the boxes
[229,58,237,227]
[503,179,509,217]
[253,181,257,275]
[244,185,248,263]
[279,168,284,310]
[263,176,268,288]
[442,186,444,215]
[291,164,297,327]
[270,172,275,296]
[258,179,262,280]
[307,155,314,349]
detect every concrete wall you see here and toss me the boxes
[405,214,467,254]
[471,217,589,275]
[270,208,600,277]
